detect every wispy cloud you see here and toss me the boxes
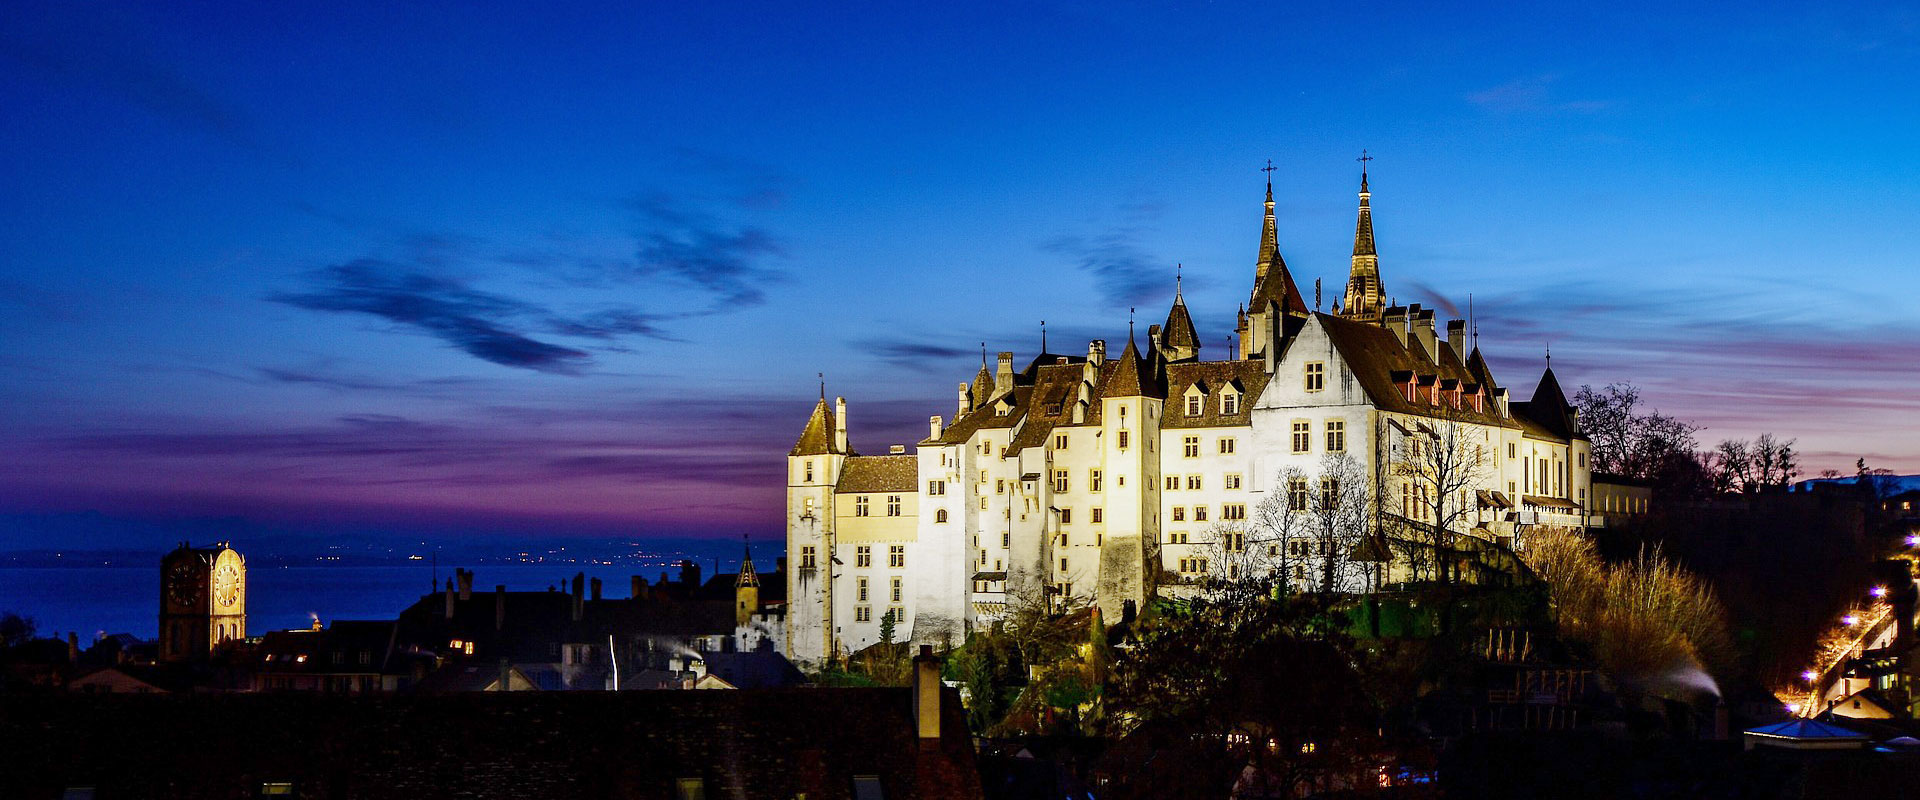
[1467,74,1612,114]
[1044,202,1176,308]
[628,194,787,308]
[854,337,976,371]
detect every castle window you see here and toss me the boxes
[1187,475,1202,490]
[886,495,902,516]
[1117,430,1130,449]
[1054,469,1069,493]
[1322,478,1341,507]
[1225,473,1242,490]
[928,480,945,495]
[995,479,1005,495]
[1060,557,1069,572]
[1194,506,1208,522]
[1218,437,1236,454]
[1169,530,1188,544]
[858,577,869,602]
[935,509,949,523]
[1509,442,1517,459]
[1183,436,1200,458]
[1186,394,1202,416]
[1222,531,1245,550]
[855,496,870,517]
[1223,503,1247,521]
[856,606,872,622]
[856,546,872,567]
[1292,421,1311,453]
[261,784,295,797]
[1002,532,1010,547]
[980,549,988,565]
[891,577,902,602]
[1089,469,1102,492]
[1166,475,1180,490]
[1326,420,1346,453]
[1060,508,1072,524]
[1092,508,1103,523]
[1055,433,1069,449]
[804,461,814,482]
[801,546,816,568]
[1289,478,1309,511]
[889,545,905,568]
[1305,362,1325,392]
[1172,506,1185,521]
[1222,393,1239,414]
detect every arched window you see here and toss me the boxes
[935,509,949,523]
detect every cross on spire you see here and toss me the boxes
[1040,320,1047,353]
[1357,149,1373,175]
[1175,263,1183,295]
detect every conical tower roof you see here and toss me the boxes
[1160,283,1200,356]
[1342,163,1385,319]
[1105,335,1164,398]
[971,362,993,404]
[789,397,842,456]
[737,536,759,588]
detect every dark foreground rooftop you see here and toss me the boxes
[1,687,980,800]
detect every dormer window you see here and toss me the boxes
[1186,394,1201,416]
[1221,392,1239,415]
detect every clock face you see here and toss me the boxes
[213,563,241,608]
[167,561,201,608]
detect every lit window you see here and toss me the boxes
[261,784,295,797]
[1292,421,1311,453]
[1305,362,1325,392]
[1326,420,1345,453]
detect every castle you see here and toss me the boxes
[785,167,1594,666]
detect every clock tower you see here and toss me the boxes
[158,542,247,662]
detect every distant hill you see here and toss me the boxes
[1790,474,1920,495]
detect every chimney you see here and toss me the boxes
[1087,339,1105,367]
[1447,319,1466,361]
[912,644,942,740]
[590,577,603,602]
[928,415,942,440]
[67,632,79,662]
[689,656,707,682]
[457,568,473,601]
[994,352,1014,398]
[834,396,849,453]
[957,383,970,417]
[571,572,586,621]
[1384,306,1408,341]
[495,585,506,631]
[1410,308,1438,362]
[444,585,456,619]
[631,575,646,599]
[889,444,906,455]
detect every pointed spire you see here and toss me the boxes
[737,534,759,588]
[1161,270,1200,362]
[1341,152,1385,321]
[1106,333,1163,398]
[790,397,842,456]
[1257,161,1279,278]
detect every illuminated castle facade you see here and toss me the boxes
[785,168,1595,666]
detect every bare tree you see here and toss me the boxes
[1397,414,1494,586]
[1711,434,1799,494]
[1573,383,1701,481]
[1305,452,1372,593]
[1252,465,1312,595]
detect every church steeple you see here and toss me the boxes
[734,534,759,627]
[1241,164,1308,363]
[1256,163,1279,279]
[1341,151,1386,322]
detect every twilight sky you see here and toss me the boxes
[3,1,1918,548]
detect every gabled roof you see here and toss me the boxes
[834,455,917,494]
[1513,367,1581,441]
[789,398,843,456]
[1105,336,1164,399]
[1314,312,1516,428]
[1163,360,1270,429]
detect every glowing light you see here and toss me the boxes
[1871,586,1888,598]
[1786,703,1801,714]
[1907,534,1920,547]
[1843,614,1860,626]
[1803,670,1819,682]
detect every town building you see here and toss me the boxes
[157,541,247,662]
[787,167,1596,667]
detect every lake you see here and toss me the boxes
[0,564,702,641]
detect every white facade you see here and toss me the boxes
[783,174,1595,667]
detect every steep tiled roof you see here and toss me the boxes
[1315,312,1516,429]
[1162,360,1270,429]
[1161,293,1199,354]
[1518,367,1581,441]
[789,398,842,456]
[835,454,918,493]
[1105,337,1164,399]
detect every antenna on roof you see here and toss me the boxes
[1469,293,1478,350]
[1315,278,1322,310]
[1040,320,1047,354]
[818,372,825,400]
[1545,342,1551,368]
[1128,307,1136,342]
[1175,263,1183,297]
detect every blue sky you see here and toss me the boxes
[3,1,1917,545]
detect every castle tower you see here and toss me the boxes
[1238,172,1308,366]
[1158,277,1201,363]
[787,395,849,666]
[1341,160,1387,321]
[735,536,760,627]
[1093,333,1164,620]
[159,542,246,662]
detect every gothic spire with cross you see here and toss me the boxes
[1342,149,1386,321]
